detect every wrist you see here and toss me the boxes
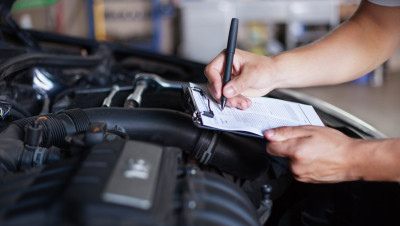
[349,139,400,182]
[267,55,286,90]
[347,139,367,181]
[270,52,300,89]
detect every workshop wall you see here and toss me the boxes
[11,0,359,58]
[12,0,88,38]
[11,0,176,54]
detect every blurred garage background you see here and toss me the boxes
[11,0,400,138]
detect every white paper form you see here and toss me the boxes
[189,83,324,137]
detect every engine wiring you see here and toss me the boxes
[0,98,11,119]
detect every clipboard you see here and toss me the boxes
[184,82,325,138]
[184,83,263,138]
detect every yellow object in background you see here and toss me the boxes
[93,0,106,41]
[245,22,268,56]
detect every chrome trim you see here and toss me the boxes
[32,68,55,91]
[134,73,186,89]
[102,85,120,107]
[124,80,148,108]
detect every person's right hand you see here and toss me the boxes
[204,49,278,110]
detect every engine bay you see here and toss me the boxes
[1,3,400,225]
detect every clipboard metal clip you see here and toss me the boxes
[191,87,214,119]
[192,110,202,125]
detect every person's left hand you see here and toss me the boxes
[264,126,362,183]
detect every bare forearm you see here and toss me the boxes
[351,138,400,182]
[204,1,400,109]
[271,1,400,89]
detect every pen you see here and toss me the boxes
[221,18,239,110]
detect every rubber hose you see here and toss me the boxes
[0,108,90,146]
[83,108,268,179]
[83,107,202,152]
[1,108,268,179]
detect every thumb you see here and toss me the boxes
[223,70,258,98]
[264,126,314,142]
[221,50,257,98]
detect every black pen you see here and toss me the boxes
[221,18,239,110]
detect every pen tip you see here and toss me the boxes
[221,99,226,110]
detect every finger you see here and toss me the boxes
[204,50,226,79]
[223,59,260,98]
[204,51,226,98]
[266,136,307,158]
[207,82,220,102]
[205,69,223,99]
[226,94,252,110]
[264,126,316,142]
[266,140,294,157]
[218,50,245,98]
[292,174,309,183]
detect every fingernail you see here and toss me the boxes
[225,86,234,97]
[264,129,275,138]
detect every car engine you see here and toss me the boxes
[1,2,400,225]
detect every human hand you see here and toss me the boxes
[264,126,362,183]
[204,49,278,109]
